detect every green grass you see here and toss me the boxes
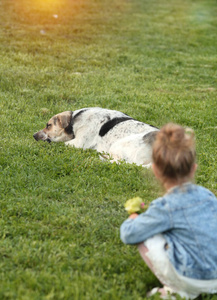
[0,0,216,299]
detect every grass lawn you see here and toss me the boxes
[0,0,216,299]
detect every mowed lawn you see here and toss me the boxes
[0,0,216,299]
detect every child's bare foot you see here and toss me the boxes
[147,286,176,299]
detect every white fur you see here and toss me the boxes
[65,108,158,167]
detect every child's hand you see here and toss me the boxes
[129,213,139,219]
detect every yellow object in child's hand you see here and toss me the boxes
[124,197,147,214]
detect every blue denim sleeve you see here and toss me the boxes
[120,198,173,244]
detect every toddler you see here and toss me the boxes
[120,123,217,299]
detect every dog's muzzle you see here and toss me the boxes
[33,133,51,143]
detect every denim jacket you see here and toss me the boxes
[120,183,217,280]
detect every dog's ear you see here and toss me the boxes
[58,111,73,135]
[58,111,72,128]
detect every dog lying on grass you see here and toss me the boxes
[33,107,158,167]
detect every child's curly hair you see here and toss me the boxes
[152,123,196,183]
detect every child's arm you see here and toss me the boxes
[120,198,172,245]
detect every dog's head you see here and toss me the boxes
[33,111,74,143]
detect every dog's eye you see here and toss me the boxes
[46,123,51,129]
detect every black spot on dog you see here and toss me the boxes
[148,124,159,130]
[64,112,74,137]
[67,109,88,139]
[99,117,133,137]
[143,131,158,145]
[73,109,88,121]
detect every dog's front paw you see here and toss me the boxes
[142,163,152,168]
[65,140,74,146]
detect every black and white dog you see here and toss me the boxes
[33,107,158,167]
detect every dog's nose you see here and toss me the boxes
[33,133,39,141]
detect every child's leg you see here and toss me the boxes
[137,243,155,274]
[138,234,217,298]
[138,235,180,289]
[138,238,178,298]
[138,242,171,296]
[138,234,200,299]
